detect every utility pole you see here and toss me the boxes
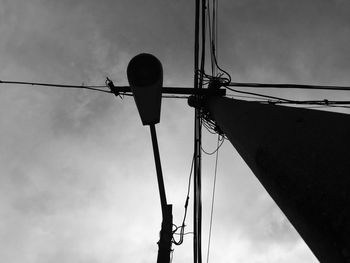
[193,0,202,262]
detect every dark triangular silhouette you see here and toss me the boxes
[205,97,350,263]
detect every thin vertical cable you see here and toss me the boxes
[206,0,214,76]
[206,135,220,263]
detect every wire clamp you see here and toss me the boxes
[106,77,120,97]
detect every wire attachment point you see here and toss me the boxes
[208,77,223,90]
[188,95,204,109]
[106,77,121,98]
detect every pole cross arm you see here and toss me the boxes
[113,86,226,96]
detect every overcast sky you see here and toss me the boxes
[1,0,350,262]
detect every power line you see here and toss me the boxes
[0,80,111,93]
[0,80,216,100]
[228,81,350,91]
[223,96,350,111]
[225,86,350,105]
[226,86,292,102]
[225,94,273,100]
[267,99,350,105]
[225,95,350,107]
[3,79,349,108]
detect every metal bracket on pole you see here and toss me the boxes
[110,86,226,97]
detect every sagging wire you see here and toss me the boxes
[200,105,227,139]
[200,113,227,155]
[172,153,195,246]
[201,135,225,156]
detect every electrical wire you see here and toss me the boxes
[0,80,111,93]
[206,134,220,263]
[172,153,195,246]
[226,86,292,102]
[225,94,268,101]
[0,79,191,99]
[224,93,350,110]
[206,0,231,83]
[265,99,350,105]
[206,0,215,76]
[202,122,219,135]
[201,136,224,155]
[329,105,350,109]
[204,1,350,110]
[8,78,348,105]
[212,0,218,76]
[228,81,350,91]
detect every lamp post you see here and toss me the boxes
[127,53,173,263]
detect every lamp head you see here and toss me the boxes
[127,53,163,125]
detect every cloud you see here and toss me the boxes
[217,0,350,85]
[0,0,341,262]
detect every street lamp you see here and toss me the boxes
[127,53,173,263]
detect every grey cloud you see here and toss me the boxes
[218,0,350,84]
[0,0,341,262]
